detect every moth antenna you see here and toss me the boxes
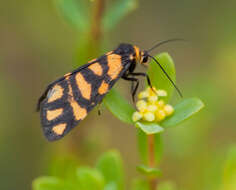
[147,38,186,53]
[148,54,183,98]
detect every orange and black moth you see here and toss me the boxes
[37,42,182,141]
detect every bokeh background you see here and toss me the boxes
[0,0,235,190]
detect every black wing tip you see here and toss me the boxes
[43,124,71,142]
[45,135,61,142]
[43,130,64,142]
[36,86,52,112]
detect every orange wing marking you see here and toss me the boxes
[106,51,113,55]
[48,85,64,103]
[68,81,87,120]
[47,108,63,121]
[98,80,109,94]
[88,58,97,63]
[107,54,123,80]
[88,62,103,76]
[64,72,71,77]
[70,100,87,120]
[52,123,67,135]
[75,73,92,100]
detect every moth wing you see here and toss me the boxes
[39,53,129,141]
[39,78,82,141]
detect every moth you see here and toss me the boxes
[37,40,182,141]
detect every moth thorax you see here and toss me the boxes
[133,46,141,63]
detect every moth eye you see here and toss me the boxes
[142,56,148,63]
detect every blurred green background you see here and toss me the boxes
[0,0,235,190]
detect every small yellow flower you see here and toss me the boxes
[143,112,155,122]
[136,100,147,112]
[156,100,165,108]
[132,87,174,123]
[132,111,143,122]
[138,91,149,99]
[147,104,158,112]
[164,104,174,116]
[148,95,158,103]
[148,87,157,96]
[157,90,167,97]
[155,110,166,121]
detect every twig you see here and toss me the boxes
[148,134,157,190]
[91,0,105,42]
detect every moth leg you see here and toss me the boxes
[129,72,155,93]
[128,72,152,87]
[131,80,139,103]
[122,76,139,103]
[131,81,135,95]
[97,102,102,116]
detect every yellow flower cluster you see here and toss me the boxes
[132,87,174,122]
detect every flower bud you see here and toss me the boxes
[133,87,175,123]
[156,100,165,108]
[148,87,157,96]
[155,110,166,121]
[136,100,147,112]
[138,91,149,99]
[157,90,167,97]
[148,95,158,103]
[143,112,155,121]
[132,111,143,122]
[147,104,158,112]
[164,104,174,116]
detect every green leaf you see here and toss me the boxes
[96,150,124,190]
[104,88,135,125]
[135,122,164,135]
[54,0,89,31]
[76,167,105,190]
[137,164,162,177]
[147,53,176,102]
[32,176,66,190]
[48,156,79,181]
[222,145,236,190]
[103,0,138,30]
[161,97,204,128]
[137,130,163,165]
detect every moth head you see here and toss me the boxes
[132,39,184,98]
[133,46,149,65]
[140,50,149,64]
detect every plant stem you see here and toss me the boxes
[91,0,105,42]
[148,134,157,190]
